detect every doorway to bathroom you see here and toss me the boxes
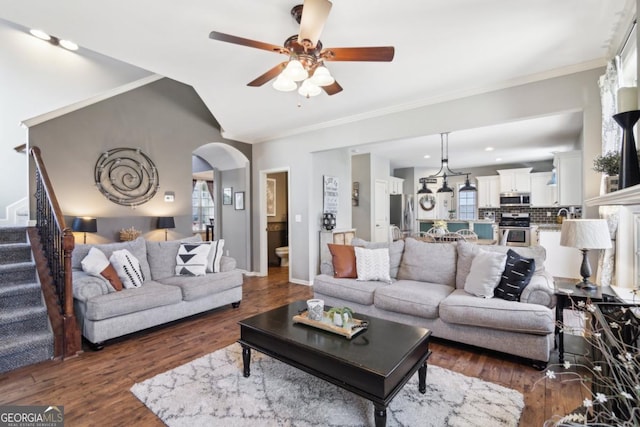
[265,171,289,276]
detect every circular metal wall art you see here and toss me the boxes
[94,148,159,207]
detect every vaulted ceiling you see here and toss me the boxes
[0,0,633,168]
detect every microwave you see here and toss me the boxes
[499,192,530,207]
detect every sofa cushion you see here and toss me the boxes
[206,239,225,273]
[81,247,123,291]
[397,238,457,286]
[175,242,211,276]
[351,238,404,279]
[374,280,454,319]
[159,270,243,301]
[110,249,145,288]
[463,250,507,298]
[313,274,383,306]
[439,289,554,335]
[73,237,151,281]
[146,235,202,280]
[355,247,391,282]
[494,249,536,301]
[456,241,546,289]
[328,244,357,278]
[84,281,183,321]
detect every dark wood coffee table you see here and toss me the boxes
[238,301,431,427]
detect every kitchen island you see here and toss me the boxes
[417,219,497,240]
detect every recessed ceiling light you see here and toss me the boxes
[485,147,494,152]
[495,157,502,162]
[59,39,79,51]
[30,29,51,41]
[423,155,431,159]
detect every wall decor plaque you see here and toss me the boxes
[94,147,159,207]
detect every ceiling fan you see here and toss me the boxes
[209,0,395,97]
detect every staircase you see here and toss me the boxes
[0,227,54,373]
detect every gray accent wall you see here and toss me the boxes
[27,78,251,269]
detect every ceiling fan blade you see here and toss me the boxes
[247,62,288,87]
[209,31,288,54]
[322,80,343,96]
[321,46,395,62]
[298,0,332,48]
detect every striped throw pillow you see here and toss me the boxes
[206,239,225,273]
[109,249,145,288]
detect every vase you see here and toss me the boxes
[332,313,343,327]
[612,111,640,189]
[605,175,619,193]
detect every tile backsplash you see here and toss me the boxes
[479,206,582,224]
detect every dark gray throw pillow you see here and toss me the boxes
[494,249,536,301]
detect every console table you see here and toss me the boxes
[553,278,619,363]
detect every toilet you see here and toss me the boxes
[275,246,289,267]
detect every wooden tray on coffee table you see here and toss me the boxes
[292,310,369,339]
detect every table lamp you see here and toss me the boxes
[560,219,612,290]
[72,217,97,244]
[157,216,175,241]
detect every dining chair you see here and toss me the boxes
[439,232,467,242]
[457,229,479,242]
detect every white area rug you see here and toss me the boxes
[131,343,524,426]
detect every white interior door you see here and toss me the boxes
[374,180,389,242]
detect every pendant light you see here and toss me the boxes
[460,174,477,192]
[420,133,471,193]
[417,178,433,194]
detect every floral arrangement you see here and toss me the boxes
[119,226,141,241]
[433,220,448,230]
[538,300,639,426]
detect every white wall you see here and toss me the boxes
[253,68,604,283]
[0,19,151,218]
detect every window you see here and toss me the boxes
[192,180,215,231]
[457,185,477,220]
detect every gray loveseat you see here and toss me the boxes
[71,236,243,347]
[314,238,556,366]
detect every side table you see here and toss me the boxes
[554,278,619,363]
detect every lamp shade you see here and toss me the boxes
[157,216,175,229]
[72,217,97,233]
[560,219,612,250]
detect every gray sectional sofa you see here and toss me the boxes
[71,236,243,347]
[314,238,557,366]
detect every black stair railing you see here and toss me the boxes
[30,146,81,358]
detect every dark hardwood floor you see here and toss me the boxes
[0,267,585,426]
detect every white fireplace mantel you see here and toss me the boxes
[585,183,640,206]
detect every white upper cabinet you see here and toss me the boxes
[389,176,405,195]
[497,168,533,193]
[476,175,501,208]
[555,151,582,206]
[530,172,558,207]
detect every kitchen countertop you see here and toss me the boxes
[534,224,563,231]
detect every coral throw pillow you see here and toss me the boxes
[328,244,357,278]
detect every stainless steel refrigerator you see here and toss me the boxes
[389,194,415,235]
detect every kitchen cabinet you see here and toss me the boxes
[389,176,405,195]
[476,175,501,208]
[554,151,582,206]
[497,167,532,193]
[530,172,558,207]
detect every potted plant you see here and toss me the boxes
[326,306,354,327]
[593,151,620,193]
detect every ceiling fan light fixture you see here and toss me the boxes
[59,39,79,51]
[309,65,334,86]
[282,59,308,81]
[29,29,51,41]
[272,75,297,92]
[297,0,333,48]
[298,79,321,97]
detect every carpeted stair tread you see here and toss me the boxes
[0,227,27,244]
[0,282,42,308]
[0,243,32,264]
[0,331,53,373]
[0,262,36,284]
[0,306,49,336]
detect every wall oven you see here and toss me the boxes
[499,192,530,208]
[498,213,531,247]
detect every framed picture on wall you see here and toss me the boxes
[234,191,245,210]
[223,187,233,205]
[266,178,276,217]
